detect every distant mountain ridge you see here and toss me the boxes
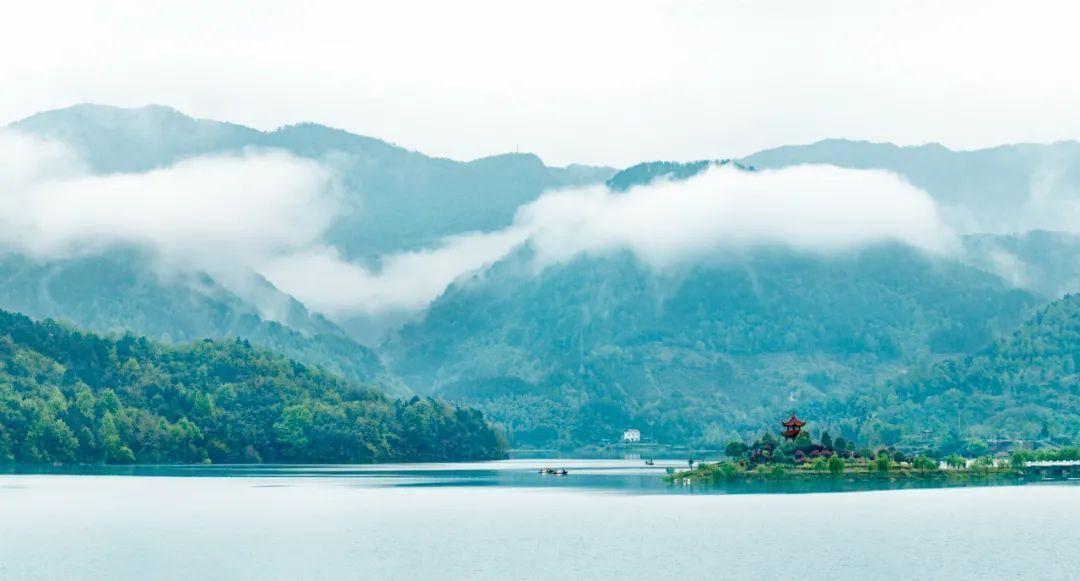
[742,138,1080,234]
[11,104,617,256]
[1,103,616,389]
[6,104,1080,450]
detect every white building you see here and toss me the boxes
[622,429,641,443]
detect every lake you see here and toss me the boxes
[1,459,1077,580]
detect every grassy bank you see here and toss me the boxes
[666,459,1021,484]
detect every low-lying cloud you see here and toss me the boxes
[0,130,338,271]
[261,229,529,316]
[519,164,958,267]
[261,164,959,318]
[0,131,960,326]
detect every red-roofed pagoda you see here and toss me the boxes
[780,412,806,440]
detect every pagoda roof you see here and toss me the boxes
[781,428,801,438]
[781,413,806,428]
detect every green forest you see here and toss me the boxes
[817,293,1080,448]
[0,310,507,464]
[390,244,1043,448]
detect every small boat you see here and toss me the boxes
[644,459,654,466]
[556,469,568,476]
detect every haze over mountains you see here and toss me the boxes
[3,103,1079,449]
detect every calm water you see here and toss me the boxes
[1,459,1077,580]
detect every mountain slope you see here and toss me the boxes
[961,230,1080,299]
[0,251,391,390]
[829,293,1080,447]
[11,104,616,256]
[386,245,1042,447]
[742,139,1080,234]
[0,309,506,464]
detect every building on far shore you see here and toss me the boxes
[622,429,641,443]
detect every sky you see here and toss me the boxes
[4,0,1080,167]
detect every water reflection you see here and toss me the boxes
[3,458,1072,495]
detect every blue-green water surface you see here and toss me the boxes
[1,459,1077,580]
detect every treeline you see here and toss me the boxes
[0,310,507,464]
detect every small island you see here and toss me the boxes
[668,413,1079,485]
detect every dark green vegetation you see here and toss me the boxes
[814,293,1080,447]
[0,251,394,392]
[672,432,1079,484]
[605,159,751,191]
[0,310,506,464]
[7,107,1080,459]
[388,245,1042,448]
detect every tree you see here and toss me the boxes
[725,440,749,458]
[820,431,834,450]
[912,456,937,470]
[718,461,743,481]
[875,454,891,474]
[1011,450,1033,469]
[812,457,828,472]
[828,455,845,476]
[945,454,966,469]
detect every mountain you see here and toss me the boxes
[961,230,1080,299]
[742,139,1080,234]
[0,251,395,392]
[385,244,1042,448]
[825,293,1080,448]
[605,160,1080,301]
[604,159,756,191]
[11,104,616,256]
[0,309,506,464]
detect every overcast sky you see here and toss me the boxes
[4,0,1080,167]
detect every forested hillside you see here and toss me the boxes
[0,252,395,391]
[387,245,1041,448]
[0,310,506,464]
[820,293,1080,448]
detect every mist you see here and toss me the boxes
[262,164,960,319]
[0,131,962,325]
[518,164,958,268]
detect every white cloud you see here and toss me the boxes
[0,131,961,324]
[0,129,340,303]
[261,229,528,316]
[518,164,959,268]
[263,164,959,317]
